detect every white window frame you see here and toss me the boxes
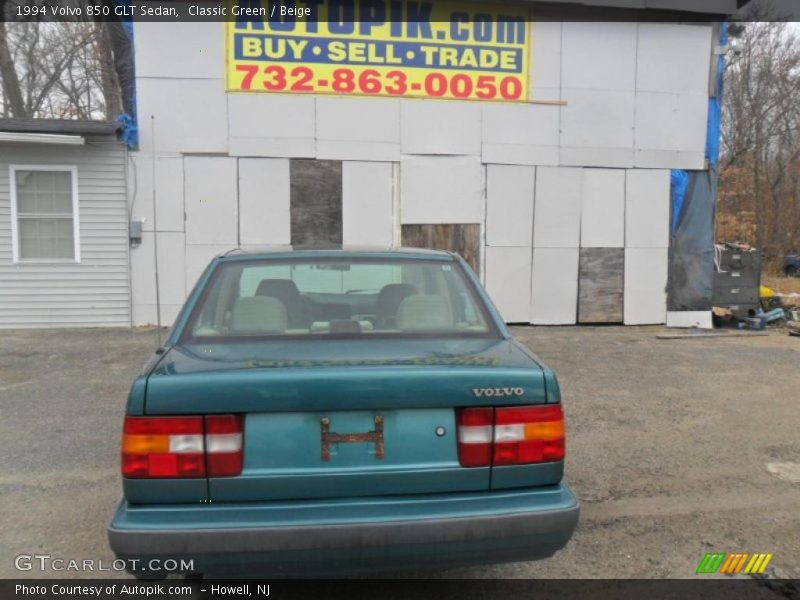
[9,165,81,264]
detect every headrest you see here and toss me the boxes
[396,294,453,331]
[256,279,301,299]
[230,296,288,333]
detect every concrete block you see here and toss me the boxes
[401,101,481,155]
[400,156,483,224]
[560,89,635,167]
[238,158,291,246]
[533,167,582,248]
[137,78,228,156]
[624,247,668,324]
[637,23,712,94]
[229,94,315,157]
[625,169,670,248]
[134,21,223,79]
[486,165,535,247]
[580,168,625,247]
[485,247,533,323]
[184,157,238,245]
[343,162,394,246]
[562,22,638,91]
[531,248,579,325]
[634,92,709,158]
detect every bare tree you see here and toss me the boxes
[719,21,800,264]
[0,4,129,121]
[0,22,26,117]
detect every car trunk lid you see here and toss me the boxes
[144,338,546,501]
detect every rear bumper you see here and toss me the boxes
[108,483,579,575]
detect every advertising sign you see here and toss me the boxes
[226,1,531,101]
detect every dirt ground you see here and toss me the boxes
[0,326,798,580]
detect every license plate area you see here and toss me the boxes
[321,415,385,461]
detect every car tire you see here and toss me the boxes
[787,265,800,277]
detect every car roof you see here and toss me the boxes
[217,246,457,262]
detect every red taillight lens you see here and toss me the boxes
[456,407,493,467]
[205,415,244,477]
[456,405,566,467]
[122,414,244,479]
[122,416,205,478]
[494,405,565,465]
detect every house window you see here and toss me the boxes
[10,166,80,262]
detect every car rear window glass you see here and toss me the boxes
[184,258,496,340]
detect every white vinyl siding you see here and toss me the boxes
[0,139,130,328]
[10,165,80,262]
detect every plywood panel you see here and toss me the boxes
[137,78,228,156]
[343,162,393,247]
[317,97,400,143]
[637,23,713,95]
[185,244,230,294]
[134,22,223,79]
[290,159,342,246]
[634,92,708,164]
[562,22,638,91]
[533,167,582,248]
[485,246,532,323]
[184,157,238,245]
[624,247,668,324]
[530,248,579,325]
[239,158,290,246]
[130,156,184,232]
[482,96,560,166]
[625,169,670,248]
[229,95,315,157]
[155,232,186,306]
[400,156,482,224]
[401,101,481,155]
[531,22,562,91]
[486,165,535,247]
[401,224,480,275]
[560,89,636,168]
[578,248,624,323]
[580,168,625,248]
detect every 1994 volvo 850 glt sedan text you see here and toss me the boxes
[108,248,579,577]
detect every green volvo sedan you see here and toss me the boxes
[108,248,579,577]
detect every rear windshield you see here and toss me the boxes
[183,257,497,341]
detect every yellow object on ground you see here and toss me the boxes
[760,285,775,298]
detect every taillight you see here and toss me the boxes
[122,415,244,478]
[456,405,565,467]
[456,407,493,467]
[494,405,565,465]
[205,415,244,477]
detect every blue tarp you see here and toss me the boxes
[705,22,727,167]
[114,2,138,149]
[667,22,727,311]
